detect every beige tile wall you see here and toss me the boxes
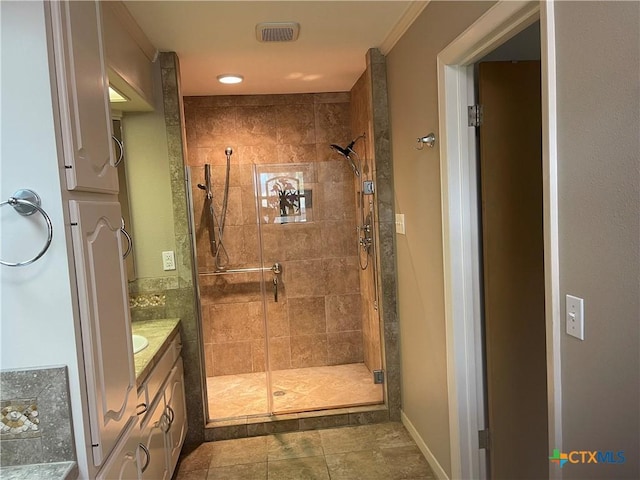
[184,93,364,376]
[350,72,383,372]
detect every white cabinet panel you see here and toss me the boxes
[164,358,187,476]
[50,0,118,193]
[69,200,136,466]
[139,395,169,480]
[96,418,140,480]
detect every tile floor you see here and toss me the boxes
[207,363,383,419]
[173,422,436,480]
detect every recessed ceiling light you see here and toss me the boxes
[217,74,244,85]
[108,85,129,103]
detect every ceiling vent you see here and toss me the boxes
[256,22,300,42]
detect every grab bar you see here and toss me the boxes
[0,189,53,267]
[199,262,281,276]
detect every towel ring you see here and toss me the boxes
[0,189,53,267]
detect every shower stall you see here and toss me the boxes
[184,93,384,422]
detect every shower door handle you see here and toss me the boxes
[273,275,278,303]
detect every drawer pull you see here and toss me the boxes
[138,443,150,473]
[136,403,148,415]
[165,405,175,425]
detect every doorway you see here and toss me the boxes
[475,21,547,478]
[437,2,562,479]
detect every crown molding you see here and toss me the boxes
[379,1,430,55]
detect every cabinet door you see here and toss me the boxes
[139,396,169,480]
[96,418,140,480]
[50,0,118,193]
[69,200,136,466]
[164,358,187,475]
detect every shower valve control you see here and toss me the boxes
[363,180,375,195]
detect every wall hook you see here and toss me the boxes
[416,133,436,150]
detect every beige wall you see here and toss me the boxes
[122,61,177,279]
[387,1,639,477]
[386,1,494,476]
[555,2,639,478]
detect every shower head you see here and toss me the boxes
[329,144,349,157]
[330,144,361,176]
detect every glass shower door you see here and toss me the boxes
[188,164,272,421]
[254,162,314,414]
[255,161,383,415]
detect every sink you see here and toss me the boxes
[132,334,149,354]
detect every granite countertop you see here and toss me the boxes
[0,461,77,480]
[132,318,181,388]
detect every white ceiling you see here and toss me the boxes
[123,1,426,96]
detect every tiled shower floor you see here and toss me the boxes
[207,363,383,419]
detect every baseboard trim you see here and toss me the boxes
[401,410,450,480]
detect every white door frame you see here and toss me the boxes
[436,2,562,479]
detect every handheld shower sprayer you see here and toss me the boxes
[198,147,233,271]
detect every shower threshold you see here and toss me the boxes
[204,404,389,441]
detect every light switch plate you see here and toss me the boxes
[566,294,584,340]
[395,214,405,235]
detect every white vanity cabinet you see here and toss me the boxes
[137,334,187,479]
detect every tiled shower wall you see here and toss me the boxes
[184,93,366,376]
[350,71,383,373]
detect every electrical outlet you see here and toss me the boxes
[162,251,176,271]
[566,294,584,340]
